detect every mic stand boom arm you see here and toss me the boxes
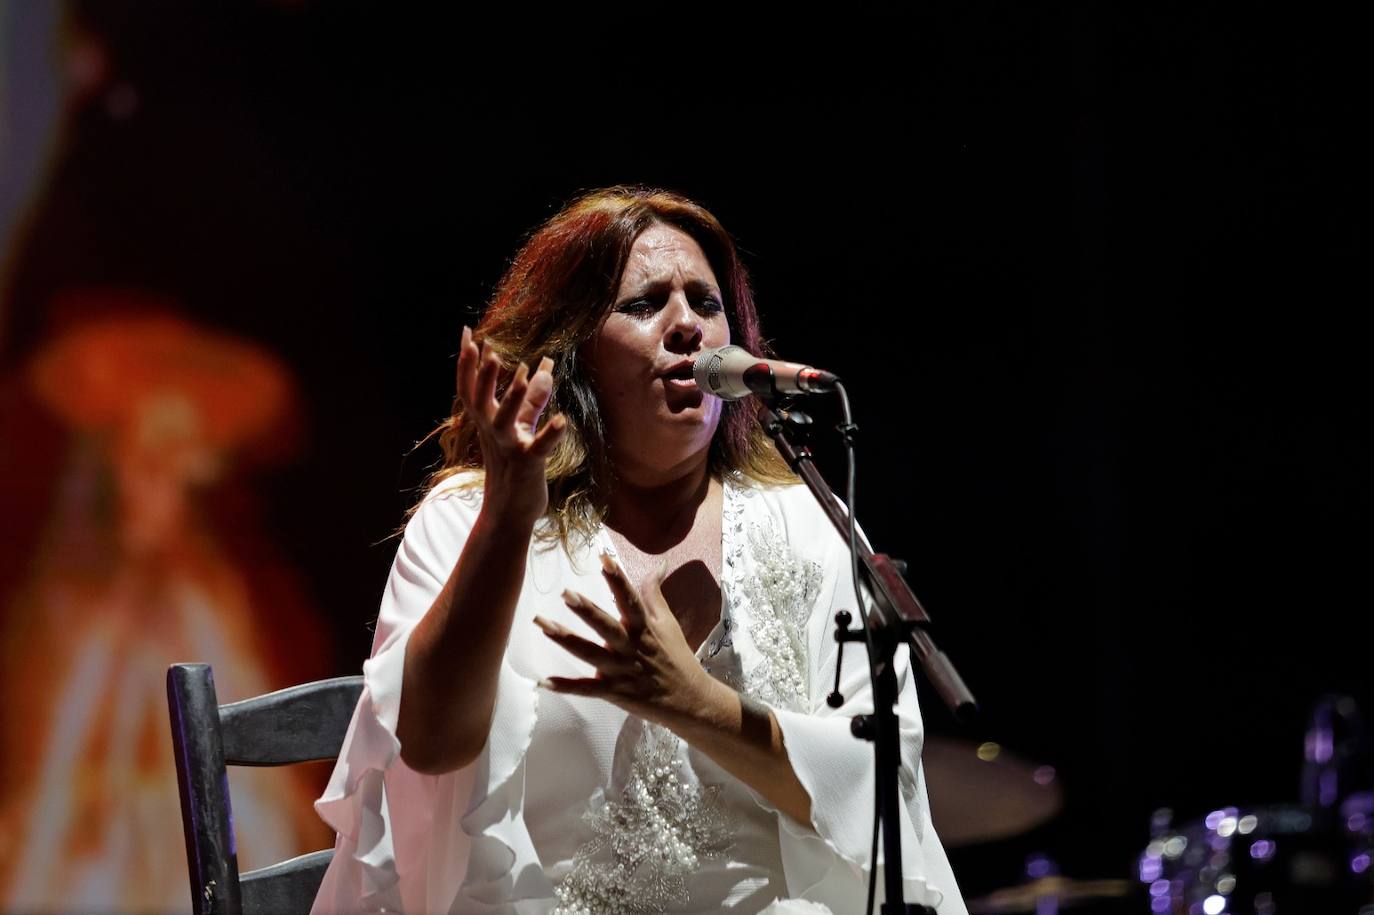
[757,399,976,914]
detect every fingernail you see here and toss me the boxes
[532,615,554,634]
[539,355,554,372]
[536,678,555,690]
[599,551,618,574]
[560,589,579,606]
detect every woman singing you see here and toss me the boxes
[311,187,965,914]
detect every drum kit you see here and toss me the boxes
[923,696,1374,913]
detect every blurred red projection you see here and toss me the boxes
[0,305,332,912]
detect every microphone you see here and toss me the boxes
[692,344,840,401]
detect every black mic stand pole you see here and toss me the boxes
[755,396,976,915]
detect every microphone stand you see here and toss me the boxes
[755,396,977,915]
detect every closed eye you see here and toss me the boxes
[695,296,724,316]
[615,298,657,316]
[614,294,724,317]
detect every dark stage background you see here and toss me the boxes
[0,3,1366,909]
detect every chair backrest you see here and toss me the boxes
[167,662,363,915]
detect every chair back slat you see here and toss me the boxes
[240,849,334,915]
[167,663,244,915]
[169,663,363,915]
[220,676,363,765]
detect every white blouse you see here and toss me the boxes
[310,474,966,915]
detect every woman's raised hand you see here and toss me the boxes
[534,554,816,828]
[456,325,566,528]
[533,554,725,732]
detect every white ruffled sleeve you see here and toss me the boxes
[755,490,968,915]
[310,483,549,914]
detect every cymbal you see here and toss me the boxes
[968,876,1132,913]
[922,736,1064,846]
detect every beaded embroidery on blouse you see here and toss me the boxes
[723,483,823,710]
[550,725,735,915]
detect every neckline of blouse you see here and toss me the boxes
[594,474,744,661]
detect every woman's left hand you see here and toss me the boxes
[534,553,726,731]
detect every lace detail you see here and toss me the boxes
[735,515,822,709]
[719,479,823,707]
[552,726,735,915]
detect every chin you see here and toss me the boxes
[662,398,721,426]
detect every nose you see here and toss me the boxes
[663,294,703,354]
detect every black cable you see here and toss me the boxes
[835,382,882,915]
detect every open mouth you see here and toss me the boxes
[660,363,700,393]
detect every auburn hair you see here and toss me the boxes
[421,186,794,547]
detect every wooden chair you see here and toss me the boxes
[167,663,362,915]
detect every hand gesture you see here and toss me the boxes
[456,325,565,527]
[535,554,722,731]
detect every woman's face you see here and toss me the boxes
[583,222,730,471]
